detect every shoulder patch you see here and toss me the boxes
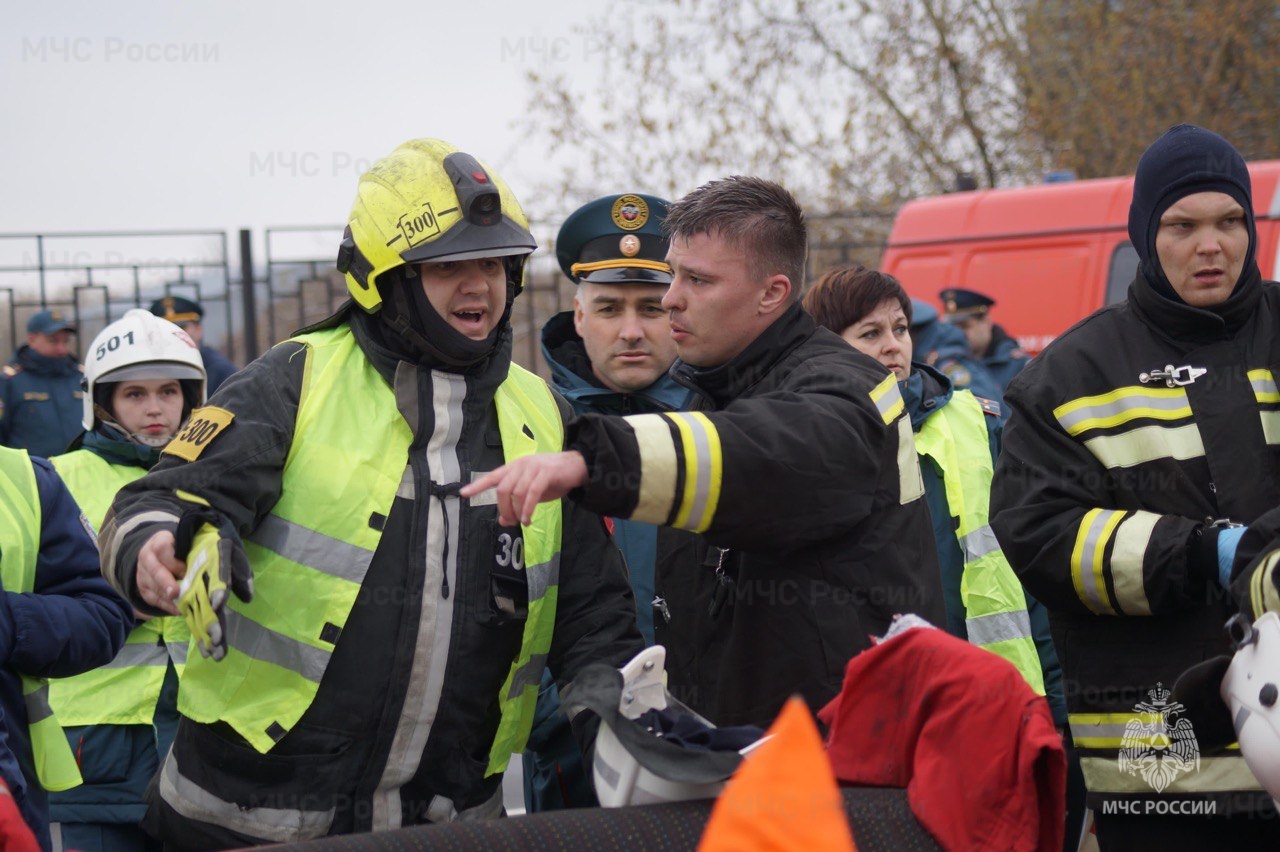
[164,406,235,462]
[2,365,17,377]
[939,360,972,388]
[975,396,1002,417]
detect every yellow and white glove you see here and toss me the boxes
[173,501,254,661]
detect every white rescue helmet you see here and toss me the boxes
[562,646,760,808]
[1222,611,1280,810]
[82,309,207,431]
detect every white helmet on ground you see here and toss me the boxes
[83,308,207,432]
[561,646,762,808]
[1222,612,1280,810]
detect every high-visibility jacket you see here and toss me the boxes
[176,326,563,775]
[0,447,82,791]
[914,390,1045,694]
[48,448,189,727]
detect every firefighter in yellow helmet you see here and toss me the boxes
[97,139,643,847]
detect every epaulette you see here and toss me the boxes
[975,396,1002,418]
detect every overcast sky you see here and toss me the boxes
[2,0,610,240]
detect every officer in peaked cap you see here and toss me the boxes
[148,295,238,394]
[0,309,83,457]
[940,287,1029,392]
[527,193,692,813]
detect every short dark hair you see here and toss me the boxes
[663,176,807,299]
[803,265,912,334]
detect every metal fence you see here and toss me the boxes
[0,224,889,379]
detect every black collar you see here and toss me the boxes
[670,303,815,408]
[1128,263,1262,346]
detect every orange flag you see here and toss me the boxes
[699,696,857,852]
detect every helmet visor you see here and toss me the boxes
[98,363,205,384]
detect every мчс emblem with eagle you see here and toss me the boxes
[1117,683,1200,793]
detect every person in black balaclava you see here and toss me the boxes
[990,124,1280,849]
[94,138,643,848]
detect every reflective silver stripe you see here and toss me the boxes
[1055,390,1189,435]
[100,509,180,600]
[1075,509,1123,615]
[396,465,416,500]
[159,752,334,842]
[248,514,374,584]
[668,413,718,532]
[626,414,678,524]
[897,417,924,504]
[372,370,464,831]
[870,375,904,424]
[1080,755,1262,794]
[506,653,548,700]
[1110,511,1158,616]
[166,640,189,666]
[1250,370,1279,402]
[961,525,1001,562]
[102,641,171,669]
[1082,422,1205,469]
[525,554,560,603]
[24,681,53,724]
[966,609,1033,647]
[466,470,495,506]
[1260,410,1280,446]
[225,609,329,683]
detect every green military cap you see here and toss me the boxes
[149,294,205,325]
[556,193,673,285]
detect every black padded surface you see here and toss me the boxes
[260,787,939,851]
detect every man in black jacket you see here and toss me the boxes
[466,176,944,728]
[991,125,1280,847]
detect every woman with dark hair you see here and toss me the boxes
[804,265,1065,726]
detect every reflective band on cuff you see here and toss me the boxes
[1110,511,1158,615]
[1072,509,1123,615]
[506,653,548,700]
[665,412,722,533]
[1249,369,1279,403]
[248,515,374,583]
[24,683,53,724]
[626,414,678,524]
[870,374,904,425]
[1054,387,1190,437]
[961,525,1001,562]
[225,610,330,683]
[1250,551,1280,620]
[1082,423,1206,470]
[967,609,1034,646]
[1259,410,1280,446]
[102,642,171,669]
[160,753,335,842]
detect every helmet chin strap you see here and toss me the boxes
[377,266,514,368]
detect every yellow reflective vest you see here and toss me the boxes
[914,391,1046,694]
[0,446,82,791]
[177,326,563,778]
[48,448,189,727]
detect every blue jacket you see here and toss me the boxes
[981,323,1032,394]
[0,456,133,849]
[902,363,1066,725]
[0,348,83,459]
[524,312,692,813]
[910,307,1006,409]
[541,311,692,639]
[199,345,237,397]
[48,429,176,831]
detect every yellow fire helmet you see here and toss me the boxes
[336,138,537,312]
